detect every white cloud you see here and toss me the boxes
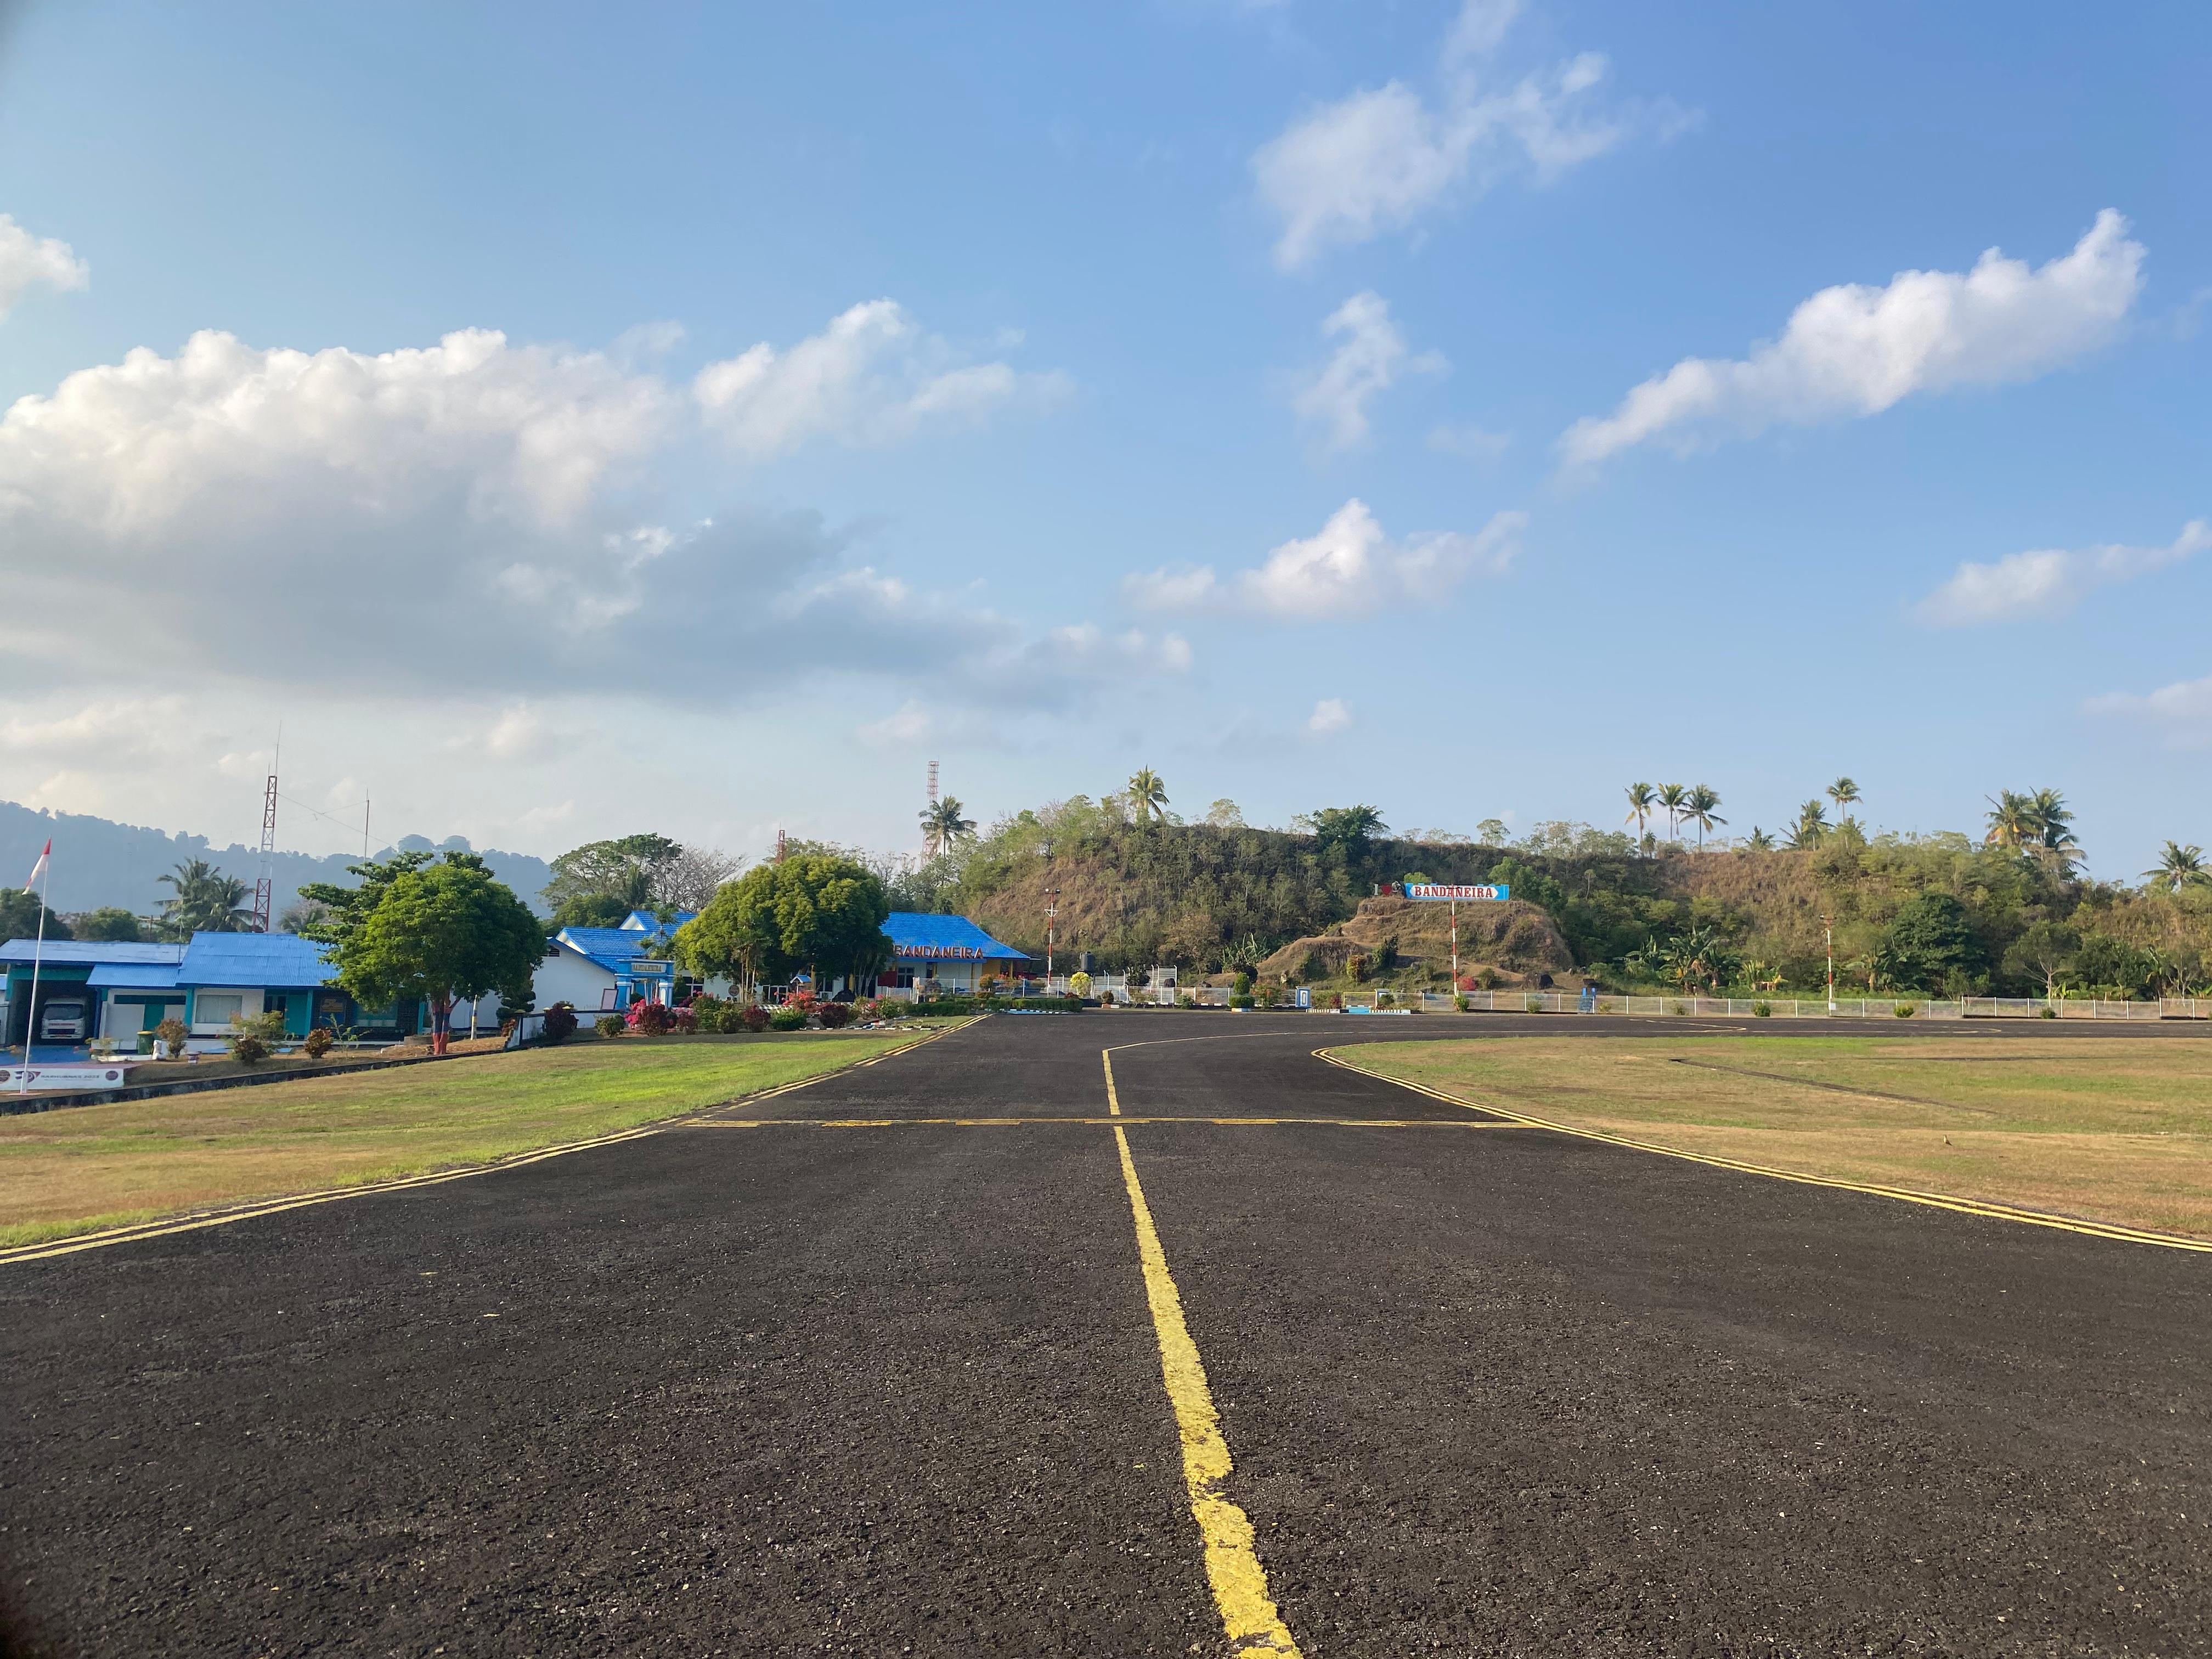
[0,213,88,319]
[1560,210,2146,468]
[2086,673,2212,748]
[0,697,192,766]
[693,300,1069,457]
[481,703,562,763]
[1427,421,1510,461]
[1307,697,1353,735]
[1916,519,2208,625]
[1290,291,1443,453]
[1253,0,1681,269]
[1127,498,1525,620]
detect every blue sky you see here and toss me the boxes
[1,1,2206,878]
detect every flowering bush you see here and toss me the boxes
[629,1000,675,1036]
[787,988,820,1014]
[672,1003,698,1035]
[816,1001,852,1029]
[739,1004,771,1032]
[689,995,729,1034]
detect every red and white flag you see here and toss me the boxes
[24,839,49,892]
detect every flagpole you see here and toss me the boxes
[19,853,49,1094]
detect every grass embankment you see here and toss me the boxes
[0,1029,943,1248]
[1344,1036,2212,1239]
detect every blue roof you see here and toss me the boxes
[884,912,1029,961]
[621,910,697,933]
[88,962,183,989]
[557,927,662,974]
[177,932,334,988]
[0,940,184,966]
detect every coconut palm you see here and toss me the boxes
[1127,767,1170,823]
[919,796,977,859]
[1683,783,1726,850]
[2145,841,2209,893]
[1743,826,1776,852]
[1826,776,1862,823]
[1655,783,1689,842]
[1623,782,1657,845]
[1785,800,1828,850]
[2027,788,2083,876]
[1984,790,2034,850]
[158,858,255,934]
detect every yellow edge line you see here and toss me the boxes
[1316,1047,2212,1255]
[687,1116,1521,1128]
[0,1020,980,1266]
[1102,1048,1121,1116]
[1112,1122,1302,1657]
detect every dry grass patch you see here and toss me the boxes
[1345,1036,2212,1239]
[0,1032,926,1248]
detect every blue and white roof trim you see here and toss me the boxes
[177,933,334,988]
[620,910,698,933]
[883,912,1029,961]
[556,926,669,974]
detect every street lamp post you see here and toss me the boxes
[1045,888,1058,983]
[1822,913,1836,1013]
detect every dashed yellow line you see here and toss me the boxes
[0,1021,979,1267]
[686,1115,1521,1128]
[1317,1047,2212,1255]
[1112,1122,1302,1657]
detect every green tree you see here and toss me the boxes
[1656,783,1689,841]
[296,850,441,951]
[328,859,544,1055]
[2000,919,2078,1000]
[1300,805,1388,859]
[157,858,254,934]
[921,796,978,859]
[1126,767,1170,823]
[2145,841,2210,893]
[74,907,144,942]
[540,834,684,915]
[1683,783,1726,850]
[1622,782,1656,845]
[1984,789,2034,849]
[1742,827,1776,852]
[2027,788,2083,876]
[0,890,71,943]
[1786,800,1828,850]
[1880,892,1987,991]
[1826,776,1863,822]
[676,852,891,994]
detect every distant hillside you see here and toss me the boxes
[0,799,554,919]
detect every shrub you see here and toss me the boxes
[671,1004,698,1035]
[541,1002,579,1043]
[227,1009,286,1066]
[1374,990,1394,1008]
[1752,1001,1773,1018]
[629,1001,675,1036]
[1229,993,1254,1010]
[1671,1001,1688,1015]
[816,1001,853,1029]
[769,1006,809,1031]
[595,1014,625,1039]
[787,989,820,1014]
[1894,1001,1916,1019]
[1177,992,1196,1009]
[2039,1005,2058,1019]
[740,1004,771,1032]
[1068,972,1092,997]
[302,1026,335,1059]
[1526,995,1544,1013]
[1454,994,1469,1012]
[154,1015,189,1055]
[1345,951,1369,981]
[687,995,727,1034]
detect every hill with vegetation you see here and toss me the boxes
[898,793,2212,1001]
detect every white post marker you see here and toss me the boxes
[1403,883,1509,994]
[18,838,51,1093]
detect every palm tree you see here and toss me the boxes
[2027,788,2082,876]
[2145,841,2209,893]
[1743,827,1776,852]
[1656,783,1689,842]
[1623,782,1657,846]
[1826,776,1862,823]
[1127,767,1169,823]
[158,858,255,934]
[1683,783,1726,850]
[1785,800,1828,850]
[919,796,977,859]
[1984,790,2034,850]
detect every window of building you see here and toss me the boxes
[195,992,244,1026]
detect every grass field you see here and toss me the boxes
[0,1030,938,1247]
[1342,1035,2212,1239]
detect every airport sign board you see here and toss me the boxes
[1404,883,1509,902]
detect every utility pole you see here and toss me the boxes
[1045,887,1059,981]
[1822,912,1836,1013]
[1449,898,1459,988]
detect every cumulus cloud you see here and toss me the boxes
[1427,421,1510,461]
[2086,673,2212,748]
[693,300,1069,456]
[0,213,87,319]
[1290,291,1443,453]
[1307,697,1353,735]
[1916,519,2208,626]
[1126,498,1525,620]
[1253,0,1683,269]
[0,318,1120,710]
[1560,211,2146,469]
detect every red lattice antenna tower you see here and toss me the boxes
[251,736,280,933]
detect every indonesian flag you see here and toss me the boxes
[24,839,49,892]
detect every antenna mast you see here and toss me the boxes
[924,759,939,855]
[252,731,280,933]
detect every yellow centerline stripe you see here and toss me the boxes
[685,1115,1522,1128]
[0,1020,979,1267]
[1317,1047,2212,1255]
[1111,1122,1302,1657]
[1102,1048,1122,1115]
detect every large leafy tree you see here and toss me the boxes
[1300,804,1387,859]
[158,858,254,934]
[74,907,143,942]
[541,834,685,917]
[328,859,543,1054]
[0,890,71,943]
[676,852,891,992]
[295,849,441,951]
[1880,892,1988,991]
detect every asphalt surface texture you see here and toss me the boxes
[4,1011,2209,1657]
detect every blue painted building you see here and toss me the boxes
[879,912,1029,996]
